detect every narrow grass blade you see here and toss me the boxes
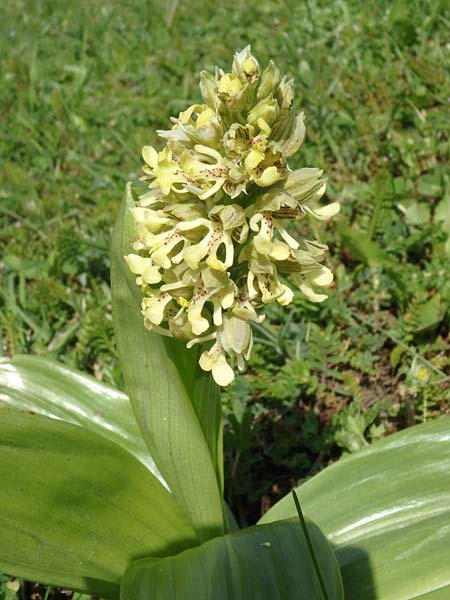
[292,490,329,600]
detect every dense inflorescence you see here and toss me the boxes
[125,47,340,386]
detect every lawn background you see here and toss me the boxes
[1,0,449,597]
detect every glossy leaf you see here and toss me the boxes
[414,588,450,600]
[0,354,161,480]
[121,520,344,600]
[260,417,450,599]
[110,184,224,541]
[0,409,198,598]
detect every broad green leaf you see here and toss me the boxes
[110,183,224,541]
[0,354,161,480]
[121,520,344,600]
[260,417,450,599]
[0,409,198,599]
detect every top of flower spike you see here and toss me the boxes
[125,47,340,386]
[151,46,306,200]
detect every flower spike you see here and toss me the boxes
[125,47,339,386]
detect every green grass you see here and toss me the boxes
[1,0,449,596]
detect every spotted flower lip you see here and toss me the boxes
[124,47,340,386]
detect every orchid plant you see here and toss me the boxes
[1,48,450,600]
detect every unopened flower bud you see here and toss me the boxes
[199,70,218,109]
[257,60,281,100]
[232,45,260,83]
[276,76,294,110]
[248,95,279,126]
[217,73,243,97]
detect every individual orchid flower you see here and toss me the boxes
[142,146,186,196]
[124,254,162,285]
[158,104,224,149]
[179,145,229,199]
[291,265,334,303]
[180,217,234,271]
[141,292,174,328]
[198,314,254,386]
[249,212,291,261]
[199,341,235,387]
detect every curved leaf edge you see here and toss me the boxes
[0,409,200,597]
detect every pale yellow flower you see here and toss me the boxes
[292,265,334,303]
[158,104,223,148]
[199,342,235,387]
[141,292,173,327]
[124,254,162,285]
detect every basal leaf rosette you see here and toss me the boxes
[125,47,340,387]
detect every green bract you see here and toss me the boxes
[125,46,339,386]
